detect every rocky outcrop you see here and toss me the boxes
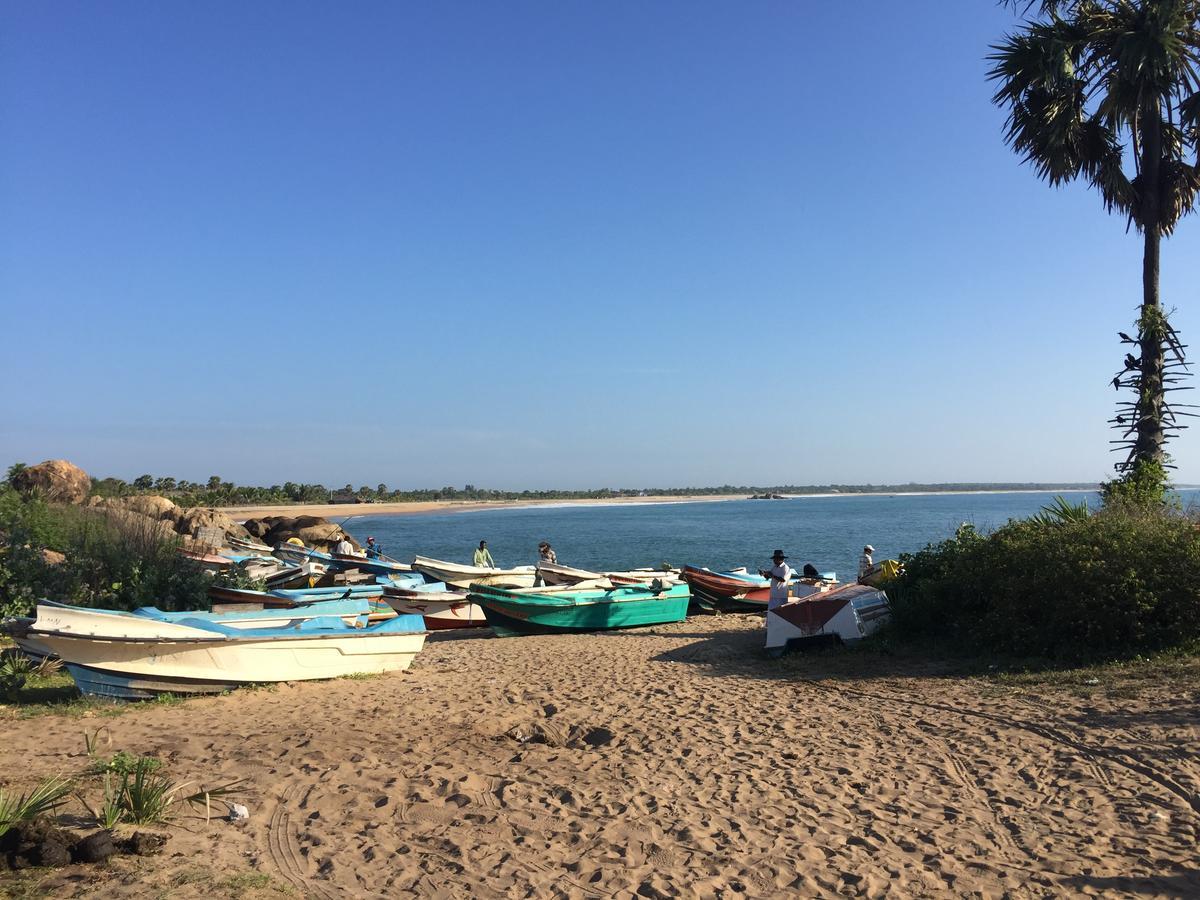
[175,508,250,542]
[10,460,91,504]
[242,515,358,551]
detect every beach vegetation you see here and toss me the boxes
[87,750,162,779]
[989,1,1200,494]
[0,485,254,617]
[0,777,73,839]
[887,504,1200,661]
[76,755,244,827]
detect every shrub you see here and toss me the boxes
[887,507,1200,661]
[1,486,253,617]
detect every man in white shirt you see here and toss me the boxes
[759,550,794,610]
[333,534,354,556]
[858,545,875,582]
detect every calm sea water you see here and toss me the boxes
[341,490,1200,580]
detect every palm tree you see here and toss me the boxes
[988,1,1200,479]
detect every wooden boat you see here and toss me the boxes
[765,584,891,655]
[35,598,378,632]
[29,603,427,700]
[681,565,771,613]
[412,556,537,589]
[469,581,690,637]
[228,536,274,555]
[330,553,415,578]
[535,562,607,585]
[177,548,233,571]
[265,562,327,591]
[272,545,337,567]
[382,585,486,630]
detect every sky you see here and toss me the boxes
[3,2,1199,490]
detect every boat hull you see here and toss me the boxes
[37,629,427,699]
[470,583,690,637]
[681,566,771,613]
[412,556,537,589]
[385,596,487,630]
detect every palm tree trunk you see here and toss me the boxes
[1134,103,1165,466]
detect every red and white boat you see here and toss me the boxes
[765,583,891,655]
[382,586,487,630]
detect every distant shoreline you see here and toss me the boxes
[217,487,1113,521]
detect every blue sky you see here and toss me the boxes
[3,2,1198,489]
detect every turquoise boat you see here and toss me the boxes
[469,581,690,637]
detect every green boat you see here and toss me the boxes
[469,581,691,637]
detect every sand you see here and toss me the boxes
[218,495,747,521]
[3,619,1199,898]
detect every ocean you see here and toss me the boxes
[340,490,1200,580]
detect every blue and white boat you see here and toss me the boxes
[27,602,428,700]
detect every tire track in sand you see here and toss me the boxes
[815,681,1200,819]
[267,782,334,900]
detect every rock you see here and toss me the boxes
[3,818,75,869]
[72,830,117,864]
[121,832,168,856]
[256,516,358,552]
[242,518,271,539]
[40,549,66,566]
[175,508,250,542]
[10,460,91,504]
[108,495,181,522]
[296,523,355,549]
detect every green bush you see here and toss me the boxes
[1,486,254,617]
[887,508,1200,661]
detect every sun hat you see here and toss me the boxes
[771,549,787,559]
[864,545,875,553]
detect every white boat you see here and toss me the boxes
[411,556,537,589]
[383,589,487,630]
[764,584,891,656]
[29,603,427,700]
[535,562,679,587]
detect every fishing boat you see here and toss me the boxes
[28,602,427,699]
[412,556,537,589]
[469,581,690,637]
[382,584,486,630]
[209,586,395,622]
[533,562,677,588]
[330,553,415,578]
[681,565,772,613]
[8,597,383,660]
[765,583,891,656]
[228,536,275,555]
[177,548,233,571]
[265,562,327,591]
[272,544,337,567]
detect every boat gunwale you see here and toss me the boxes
[31,625,430,646]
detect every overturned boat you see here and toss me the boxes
[765,584,890,656]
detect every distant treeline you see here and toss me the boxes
[79,473,1102,509]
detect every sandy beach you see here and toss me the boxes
[2,619,1198,898]
[218,495,749,521]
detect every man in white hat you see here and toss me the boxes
[858,545,875,582]
[759,550,794,611]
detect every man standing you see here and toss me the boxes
[474,540,495,568]
[365,536,382,559]
[858,545,875,582]
[333,533,354,556]
[759,550,794,611]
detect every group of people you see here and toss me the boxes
[758,543,876,610]
[330,534,386,559]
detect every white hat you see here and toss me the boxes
[864,545,874,553]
